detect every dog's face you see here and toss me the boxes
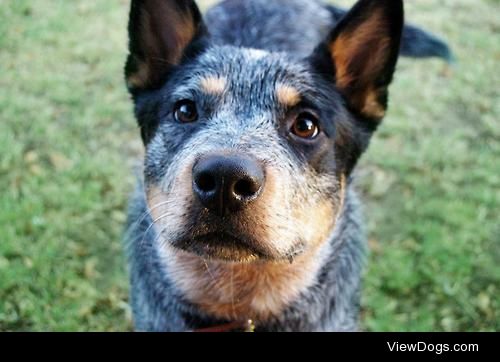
[139,48,347,262]
[125,0,403,263]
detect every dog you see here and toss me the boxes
[124,0,451,331]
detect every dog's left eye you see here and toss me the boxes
[291,113,320,139]
[174,100,198,123]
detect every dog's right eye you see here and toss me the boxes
[290,112,320,140]
[174,100,198,123]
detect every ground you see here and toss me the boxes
[0,0,498,331]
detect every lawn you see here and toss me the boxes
[0,0,498,331]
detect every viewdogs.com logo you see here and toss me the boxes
[387,342,479,354]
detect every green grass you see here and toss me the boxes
[0,0,498,331]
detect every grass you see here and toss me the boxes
[0,0,498,331]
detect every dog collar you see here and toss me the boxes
[193,319,256,332]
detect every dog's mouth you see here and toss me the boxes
[170,232,269,262]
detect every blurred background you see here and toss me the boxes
[0,0,498,331]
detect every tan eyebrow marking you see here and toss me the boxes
[200,75,227,95]
[276,83,301,107]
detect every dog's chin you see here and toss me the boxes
[170,233,273,263]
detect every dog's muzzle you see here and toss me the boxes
[166,153,270,262]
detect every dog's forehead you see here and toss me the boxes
[199,46,307,78]
[177,46,312,102]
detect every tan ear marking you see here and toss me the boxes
[126,0,202,90]
[126,60,151,89]
[329,9,392,119]
[168,13,197,65]
[360,87,386,119]
[330,10,388,89]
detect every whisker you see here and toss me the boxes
[123,186,166,229]
[149,225,172,259]
[139,212,172,247]
[230,264,237,320]
[124,200,171,239]
[153,224,169,246]
[202,258,216,282]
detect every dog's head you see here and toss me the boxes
[125,0,403,263]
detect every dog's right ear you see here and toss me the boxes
[125,0,207,93]
[310,0,403,123]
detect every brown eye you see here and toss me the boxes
[174,100,198,123]
[291,113,320,139]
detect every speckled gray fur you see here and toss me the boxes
[124,0,449,331]
[205,0,333,56]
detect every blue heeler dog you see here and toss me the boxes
[124,0,451,331]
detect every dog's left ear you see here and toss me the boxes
[311,0,404,122]
[125,0,207,93]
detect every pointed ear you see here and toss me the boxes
[313,0,403,121]
[125,0,207,92]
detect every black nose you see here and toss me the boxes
[192,154,265,216]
